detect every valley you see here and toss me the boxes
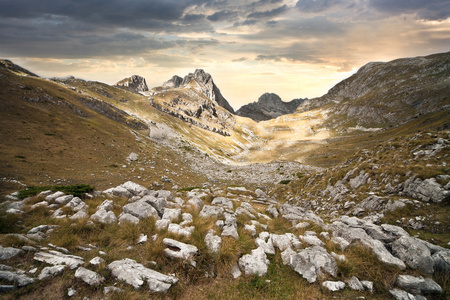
[0,52,449,299]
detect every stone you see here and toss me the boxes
[390,236,433,274]
[255,232,275,255]
[162,208,181,222]
[211,197,234,210]
[199,205,224,218]
[0,285,16,292]
[271,234,292,252]
[346,276,364,291]
[30,201,49,210]
[281,247,297,265]
[288,246,337,283]
[89,257,105,266]
[67,287,76,297]
[186,197,205,211]
[235,207,256,219]
[120,181,149,197]
[0,246,23,260]
[104,286,124,294]
[163,238,198,262]
[265,204,279,218]
[230,263,242,279]
[389,288,422,300]
[46,191,65,202]
[0,270,35,286]
[167,224,194,237]
[127,152,139,161]
[299,234,324,247]
[331,252,346,262]
[141,195,167,217]
[222,213,239,239]
[108,258,178,292]
[322,281,346,291]
[69,210,89,220]
[205,230,222,254]
[381,224,410,238]
[432,250,450,274]
[97,200,114,211]
[238,247,270,276]
[75,267,105,286]
[180,213,193,226]
[255,189,267,198]
[90,209,117,224]
[119,213,140,225]
[156,219,171,230]
[123,201,159,220]
[244,224,257,236]
[361,280,374,292]
[137,234,148,244]
[55,195,74,205]
[34,251,84,269]
[396,275,442,294]
[27,224,56,235]
[241,202,257,215]
[38,265,66,280]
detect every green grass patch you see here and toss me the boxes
[18,184,95,199]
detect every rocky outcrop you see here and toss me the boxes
[161,69,234,114]
[236,93,305,121]
[114,75,149,93]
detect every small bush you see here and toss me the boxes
[18,184,95,199]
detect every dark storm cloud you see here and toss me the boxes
[207,10,239,22]
[369,0,450,20]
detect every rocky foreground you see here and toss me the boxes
[1,181,448,299]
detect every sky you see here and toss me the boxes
[1,0,449,110]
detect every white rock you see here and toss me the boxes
[55,195,74,205]
[271,234,292,252]
[46,191,65,202]
[322,281,346,291]
[238,247,270,276]
[97,200,114,211]
[163,238,198,262]
[162,208,181,222]
[0,246,23,260]
[90,209,117,224]
[396,274,442,294]
[167,223,194,237]
[89,257,105,266]
[34,251,84,269]
[346,276,364,291]
[123,201,159,220]
[199,205,224,218]
[118,213,140,225]
[108,258,178,292]
[75,267,105,286]
[69,210,88,220]
[244,224,257,237]
[137,234,148,244]
[38,265,66,280]
[231,263,242,279]
[205,230,222,254]
[211,197,234,210]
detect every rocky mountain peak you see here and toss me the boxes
[114,75,149,93]
[0,59,37,77]
[237,93,306,122]
[161,69,235,114]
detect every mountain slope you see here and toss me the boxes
[114,75,149,93]
[297,52,450,131]
[236,93,306,121]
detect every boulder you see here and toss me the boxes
[70,210,88,220]
[75,267,105,286]
[199,205,224,218]
[162,208,181,222]
[118,213,140,225]
[432,250,450,274]
[108,258,178,292]
[389,288,422,300]
[222,213,239,239]
[38,265,66,280]
[238,247,270,276]
[299,232,324,247]
[288,246,337,283]
[255,232,275,255]
[45,191,65,202]
[123,201,159,220]
[89,257,105,266]
[0,270,35,286]
[141,195,167,217]
[0,246,23,260]
[396,275,442,294]
[235,207,256,219]
[167,224,194,237]
[186,197,204,211]
[390,236,433,274]
[271,234,292,252]
[346,276,364,291]
[55,195,74,205]
[211,197,234,210]
[90,209,117,224]
[265,204,279,218]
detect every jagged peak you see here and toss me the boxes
[114,75,149,93]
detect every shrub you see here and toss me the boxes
[18,184,95,199]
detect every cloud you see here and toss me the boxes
[247,4,289,19]
[207,10,239,22]
[369,0,450,20]
[295,0,349,13]
[232,57,247,62]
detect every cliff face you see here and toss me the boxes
[114,75,149,93]
[236,93,305,122]
[297,52,450,129]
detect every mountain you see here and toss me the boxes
[161,69,235,114]
[114,75,149,93]
[297,52,450,131]
[0,54,449,300]
[0,59,37,77]
[236,93,306,121]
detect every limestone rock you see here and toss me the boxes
[55,195,74,205]
[163,238,198,262]
[75,267,105,286]
[186,197,204,211]
[45,191,65,202]
[396,275,442,294]
[0,270,35,286]
[221,213,239,239]
[432,250,450,274]
[108,258,178,292]
[322,280,346,291]
[123,201,159,220]
[288,246,337,283]
[38,265,66,280]
[89,257,105,266]
[0,246,23,260]
[162,208,181,222]
[205,230,222,254]
[238,247,270,276]
[255,232,275,255]
[119,213,140,225]
[69,210,88,220]
[211,197,234,210]
[167,223,194,237]
[90,209,117,224]
[390,236,433,274]
[34,251,84,269]
[265,204,279,218]
[199,205,224,218]
[346,276,364,291]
